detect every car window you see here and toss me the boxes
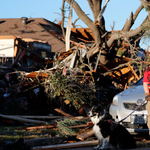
[134,77,143,86]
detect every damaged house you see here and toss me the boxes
[0,17,67,70]
[0,17,65,52]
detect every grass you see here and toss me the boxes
[0,125,57,141]
[0,108,58,142]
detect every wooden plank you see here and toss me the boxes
[25,125,57,130]
[32,140,99,150]
[76,129,95,141]
[109,67,130,77]
[127,62,140,80]
[14,39,18,57]
[25,123,92,130]
[54,108,82,120]
[24,72,48,78]
[0,114,48,124]
[22,38,47,43]
[12,115,63,119]
[99,62,110,71]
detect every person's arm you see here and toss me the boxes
[143,68,150,101]
[143,67,149,93]
[143,82,149,94]
[143,82,150,101]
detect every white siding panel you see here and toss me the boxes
[0,39,14,57]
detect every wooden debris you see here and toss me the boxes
[76,128,95,141]
[12,115,63,119]
[32,140,99,150]
[25,123,92,130]
[127,62,140,80]
[24,72,48,78]
[0,114,48,124]
[54,108,83,120]
[24,124,57,130]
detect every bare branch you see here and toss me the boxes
[107,16,148,48]
[140,0,150,20]
[133,3,144,20]
[87,0,94,15]
[122,4,144,31]
[110,21,115,31]
[92,0,101,19]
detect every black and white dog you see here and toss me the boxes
[88,105,136,149]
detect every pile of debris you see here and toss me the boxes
[0,33,149,149]
[0,40,149,112]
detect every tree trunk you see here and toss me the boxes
[65,0,149,65]
[65,0,108,64]
[65,0,102,44]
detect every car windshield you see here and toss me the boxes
[133,77,143,86]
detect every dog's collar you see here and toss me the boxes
[108,119,115,124]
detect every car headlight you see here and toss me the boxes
[112,95,118,106]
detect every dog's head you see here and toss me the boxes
[88,105,104,124]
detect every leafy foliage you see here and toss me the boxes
[57,118,88,138]
[43,69,96,113]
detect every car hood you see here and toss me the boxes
[120,85,144,96]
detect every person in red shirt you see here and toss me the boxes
[143,66,150,136]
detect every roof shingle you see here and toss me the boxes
[0,18,65,52]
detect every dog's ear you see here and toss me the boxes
[95,104,103,111]
[95,104,105,116]
[91,106,96,112]
[90,105,103,112]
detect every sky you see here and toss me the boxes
[0,0,148,49]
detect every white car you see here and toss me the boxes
[109,77,149,133]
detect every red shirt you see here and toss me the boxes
[143,67,150,89]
